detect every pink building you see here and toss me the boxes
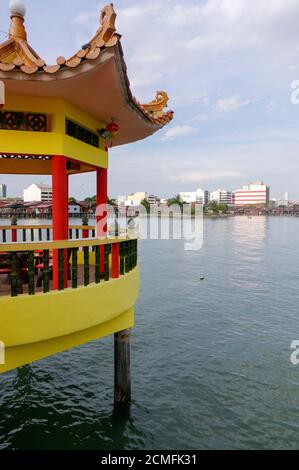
[234,182,270,207]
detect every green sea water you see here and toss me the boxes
[1,216,299,450]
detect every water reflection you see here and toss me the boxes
[230,217,268,291]
[232,216,267,246]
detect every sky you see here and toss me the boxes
[1,0,299,200]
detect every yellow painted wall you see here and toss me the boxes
[0,307,134,374]
[0,267,139,374]
[0,93,108,171]
[0,267,139,347]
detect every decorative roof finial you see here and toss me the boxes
[9,0,27,40]
[9,0,26,18]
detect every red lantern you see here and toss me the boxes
[106,121,120,135]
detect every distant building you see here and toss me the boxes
[180,188,209,205]
[284,192,289,206]
[23,183,52,202]
[234,182,270,207]
[117,195,127,206]
[148,194,160,205]
[68,202,81,215]
[125,192,147,207]
[0,183,7,199]
[269,198,278,208]
[210,189,234,205]
[197,188,210,205]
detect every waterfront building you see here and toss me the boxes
[210,189,234,205]
[180,188,209,205]
[0,0,173,405]
[125,192,148,207]
[23,183,52,202]
[116,195,127,206]
[68,202,81,215]
[284,192,289,206]
[234,182,270,207]
[148,194,160,205]
[0,183,7,198]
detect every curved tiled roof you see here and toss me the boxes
[0,3,173,128]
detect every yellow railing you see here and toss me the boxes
[0,224,96,243]
[0,236,138,297]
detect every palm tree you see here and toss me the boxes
[140,199,150,213]
[167,194,183,208]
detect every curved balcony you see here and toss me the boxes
[0,234,139,374]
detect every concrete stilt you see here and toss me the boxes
[114,329,131,409]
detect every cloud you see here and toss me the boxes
[168,171,244,184]
[217,95,253,112]
[161,126,199,142]
[1,0,299,198]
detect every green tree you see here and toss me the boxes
[140,198,150,213]
[108,197,117,206]
[84,195,96,202]
[208,201,219,214]
[207,201,229,214]
[218,203,229,214]
[167,194,183,208]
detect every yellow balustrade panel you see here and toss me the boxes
[1,308,134,374]
[0,267,139,374]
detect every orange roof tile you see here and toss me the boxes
[0,3,173,128]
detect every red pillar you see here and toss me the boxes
[52,156,69,289]
[111,243,120,278]
[96,168,108,273]
[11,228,17,243]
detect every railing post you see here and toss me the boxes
[96,167,108,274]
[82,212,89,239]
[114,329,131,409]
[52,155,68,289]
[111,243,120,279]
[11,213,17,242]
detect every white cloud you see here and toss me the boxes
[168,171,244,183]
[161,126,199,142]
[217,95,253,112]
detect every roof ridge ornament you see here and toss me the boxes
[0,0,45,70]
[9,0,26,18]
[9,0,27,40]
[88,3,119,51]
[100,3,117,43]
[142,92,170,117]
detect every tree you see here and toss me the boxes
[218,203,229,214]
[69,197,77,203]
[84,195,96,202]
[208,201,219,214]
[167,194,183,208]
[207,201,229,214]
[108,197,117,206]
[140,198,150,213]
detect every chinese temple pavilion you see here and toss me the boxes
[0,0,173,406]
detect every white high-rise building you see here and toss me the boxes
[23,183,52,202]
[234,182,270,207]
[284,192,289,205]
[179,188,209,205]
[210,189,234,205]
[0,183,7,199]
